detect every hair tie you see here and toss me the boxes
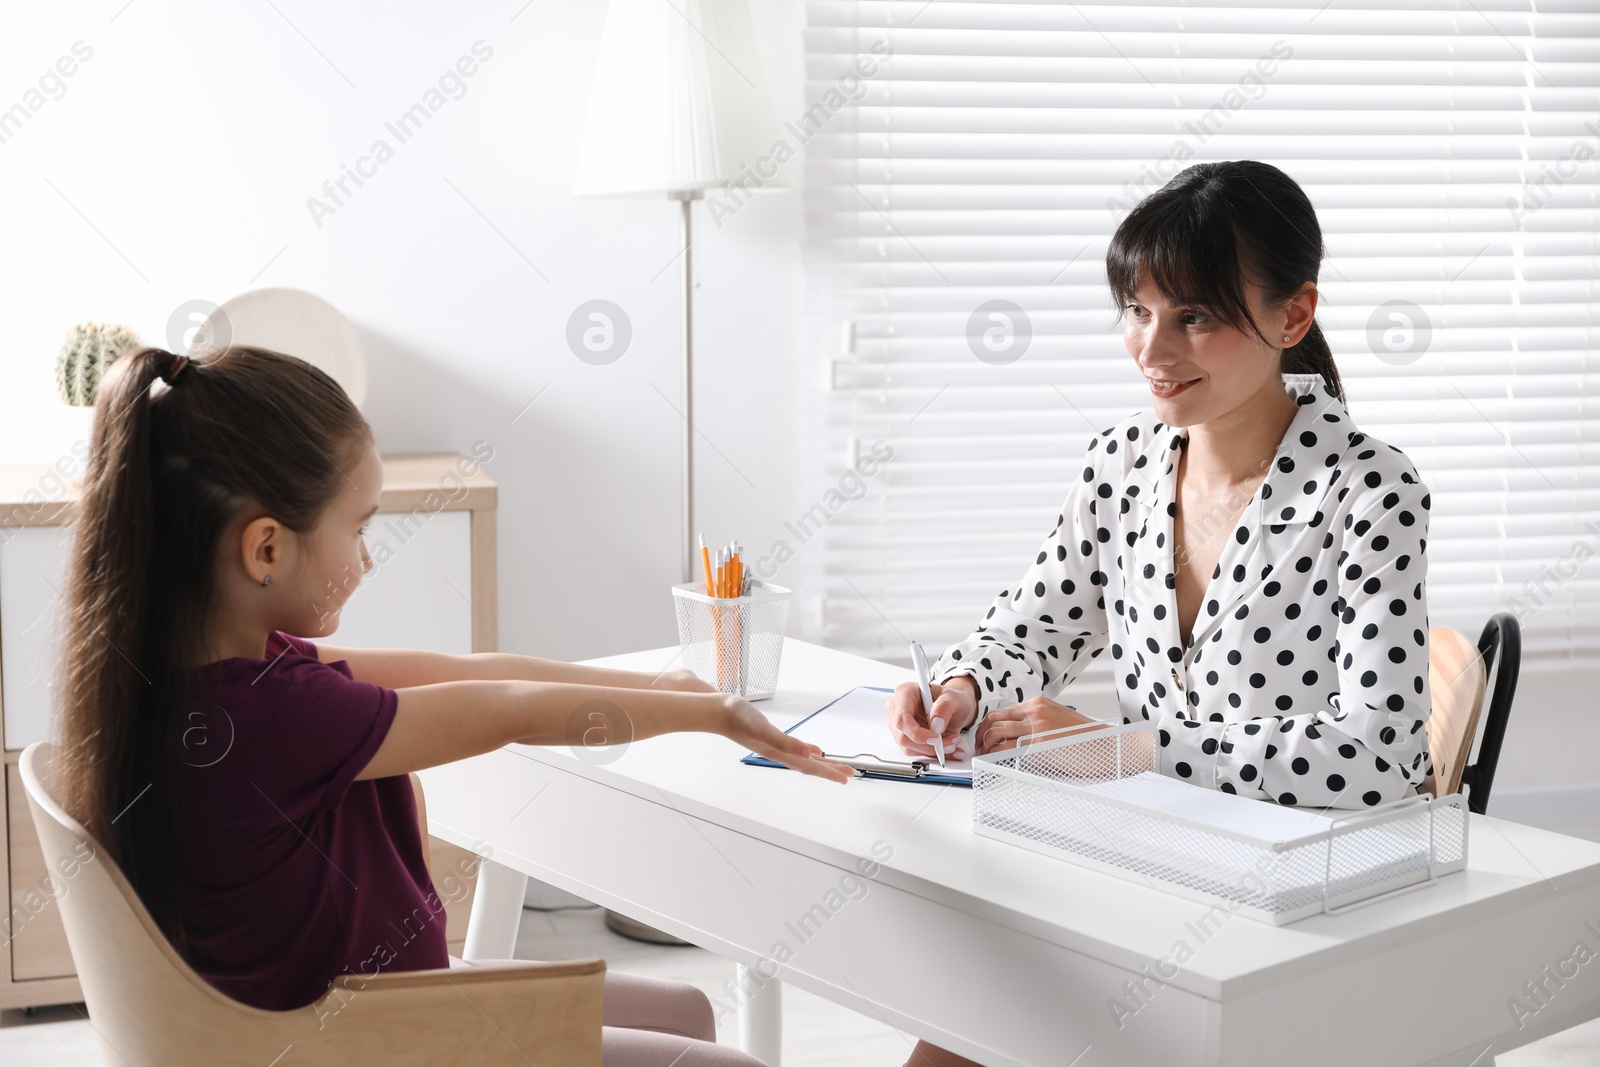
[163,353,190,385]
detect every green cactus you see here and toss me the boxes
[56,322,141,406]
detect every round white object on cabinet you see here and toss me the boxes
[202,288,367,408]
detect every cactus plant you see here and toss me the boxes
[56,323,141,406]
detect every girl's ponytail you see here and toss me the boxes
[58,343,370,958]
[61,346,192,950]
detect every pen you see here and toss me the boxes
[911,641,944,770]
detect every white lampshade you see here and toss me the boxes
[574,0,783,196]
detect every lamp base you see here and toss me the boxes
[603,908,693,946]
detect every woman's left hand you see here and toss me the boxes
[977,696,1107,754]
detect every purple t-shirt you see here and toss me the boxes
[180,629,448,1010]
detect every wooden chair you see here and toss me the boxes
[1420,612,1520,815]
[18,742,604,1067]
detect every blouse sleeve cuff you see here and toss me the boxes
[1156,714,1226,788]
[929,664,991,722]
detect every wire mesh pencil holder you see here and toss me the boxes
[671,581,791,701]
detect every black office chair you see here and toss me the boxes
[1423,612,1520,816]
[1462,612,1519,815]
[1433,607,1516,819]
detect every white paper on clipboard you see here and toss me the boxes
[788,686,974,780]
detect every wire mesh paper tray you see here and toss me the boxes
[971,721,1469,925]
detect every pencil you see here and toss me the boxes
[700,534,714,597]
[713,547,732,687]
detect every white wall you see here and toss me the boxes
[0,0,811,662]
[0,1,1589,809]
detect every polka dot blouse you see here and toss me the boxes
[931,372,1435,808]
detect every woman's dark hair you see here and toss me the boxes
[57,344,372,958]
[1106,160,1344,404]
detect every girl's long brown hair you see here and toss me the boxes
[56,344,371,957]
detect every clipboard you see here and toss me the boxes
[741,685,973,787]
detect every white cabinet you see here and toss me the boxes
[0,525,72,752]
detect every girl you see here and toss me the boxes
[58,342,850,1067]
[886,160,1435,1066]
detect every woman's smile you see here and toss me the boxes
[1148,376,1201,398]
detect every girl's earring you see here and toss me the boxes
[261,574,273,587]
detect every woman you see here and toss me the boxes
[885,156,1436,1067]
[890,158,1434,802]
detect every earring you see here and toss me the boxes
[261,574,273,587]
[1283,336,1291,343]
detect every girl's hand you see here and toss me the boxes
[723,697,854,784]
[652,668,716,694]
[977,696,1107,754]
[885,676,979,761]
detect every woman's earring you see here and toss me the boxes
[1283,335,1291,343]
[261,574,273,587]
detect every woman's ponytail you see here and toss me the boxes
[1282,321,1345,405]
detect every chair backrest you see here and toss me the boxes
[17,743,326,1064]
[1460,611,1520,815]
[1424,626,1488,800]
[19,742,606,1066]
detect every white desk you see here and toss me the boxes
[418,638,1600,1067]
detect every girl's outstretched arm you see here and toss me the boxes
[313,643,710,693]
[356,680,852,785]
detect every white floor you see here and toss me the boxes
[5,829,1600,1065]
[513,904,919,1065]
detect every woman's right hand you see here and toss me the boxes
[885,676,979,761]
[721,697,855,784]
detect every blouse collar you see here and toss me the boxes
[1120,372,1356,654]
[1126,372,1352,528]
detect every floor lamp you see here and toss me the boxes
[573,0,783,950]
[574,0,783,584]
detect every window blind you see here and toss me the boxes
[797,0,1600,672]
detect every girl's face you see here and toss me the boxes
[1122,273,1314,427]
[289,437,382,637]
